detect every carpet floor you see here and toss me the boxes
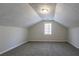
[1,42,79,56]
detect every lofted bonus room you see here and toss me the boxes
[0,3,79,56]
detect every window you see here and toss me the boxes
[44,23,52,35]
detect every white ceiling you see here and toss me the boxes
[29,3,79,28]
[54,3,79,28]
[29,3,56,20]
[0,3,42,27]
[0,3,79,28]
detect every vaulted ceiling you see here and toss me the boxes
[29,3,56,20]
[54,3,79,28]
[0,3,79,28]
[0,3,42,27]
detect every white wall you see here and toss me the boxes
[28,20,68,42]
[68,27,79,48]
[0,26,28,54]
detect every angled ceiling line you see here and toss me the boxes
[28,3,42,20]
[29,3,56,20]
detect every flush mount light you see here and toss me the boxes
[41,8,48,14]
[40,7,50,14]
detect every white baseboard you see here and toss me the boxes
[68,41,79,49]
[0,41,28,55]
[0,40,67,55]
[29,40,67,42]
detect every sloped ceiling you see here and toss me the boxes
[54,3,79,28]
[0,3,42,27]
[29,3,56,20]
[29,3,79,28]
[0,3,79,28]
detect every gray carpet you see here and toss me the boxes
[1,42,79,56]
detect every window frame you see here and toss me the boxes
[44,22,52,35]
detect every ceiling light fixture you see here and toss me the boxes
[40,7,49,14]
[41,8,48,14]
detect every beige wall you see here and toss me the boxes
[28,20,68,42]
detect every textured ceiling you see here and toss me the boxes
[29,3,56,20]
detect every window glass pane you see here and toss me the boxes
[44,23,52,35]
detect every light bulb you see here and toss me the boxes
[42,9,48,14]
